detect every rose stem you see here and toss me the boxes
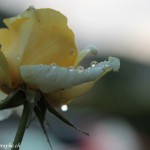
[11,101,30,150]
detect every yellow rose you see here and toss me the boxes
[0,7,120,107]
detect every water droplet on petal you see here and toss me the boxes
[90,61,98,67]
[50,63,57,69]
[77,66,84,73]
[103,61,110,67]
[68,66,74,72]
[105,64,109,67]
[61,105,68,111]
[68,66,74,69]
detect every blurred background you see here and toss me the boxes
[0,0,150,150]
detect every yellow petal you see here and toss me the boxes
[46,81,95,107]
[21,8,77,67]
[0,7,77,86]
[0,50,11,87]
[0,8,37,85]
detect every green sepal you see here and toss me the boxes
[34,98,46,124]
[0,89,25,110]
[11,101,31,150]
[34,99,53,149]
[25,90,38,127]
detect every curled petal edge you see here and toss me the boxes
[74,46,98,67]
[20,57,120,94]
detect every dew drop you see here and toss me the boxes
[77,66,84,73]
[68,66,74,69]
[104,61,110,67]
[61,105,68,111]
[90,61,98,67]
[105,64,109,67]
[68,66,74,71]
[50,63,57,68]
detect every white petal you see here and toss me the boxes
[20,57,120,93]
[0,109,13,121]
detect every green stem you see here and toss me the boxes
[11,101,30,150]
